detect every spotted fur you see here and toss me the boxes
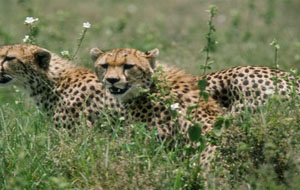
[198,66,300,113]
[0,44,121,129]
[90,47,221,168]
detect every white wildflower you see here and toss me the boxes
[24,17,39,24]
[170,103,180,111]
[61,50,70,56]
[266,89,274,95]
[83,22,91,29]
[23,35,30,43]
[15,100,20,105]
[119,116,125,121]
[13,84,19,93]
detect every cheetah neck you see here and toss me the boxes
[24,54,75,111]
[122,65,199,116]
[17,68,56,112]
[48,53,76,80]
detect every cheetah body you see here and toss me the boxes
[90,47,300,167]
[90,47,220,165]
[0,44,120,128]
[200,66,300,113]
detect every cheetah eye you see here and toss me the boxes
[101,64,108,69]
[123,64,134,70]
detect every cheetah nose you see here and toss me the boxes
[106,77,120,84]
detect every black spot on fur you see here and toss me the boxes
[90,85,95,90]
[238,73,244,77]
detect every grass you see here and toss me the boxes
[213,96,300,189]
[1,0,300,189]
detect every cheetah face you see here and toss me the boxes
[90,47,159,102]
[0,56,15,85]
[0,44,51,87]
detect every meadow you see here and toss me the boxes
[1,0,300,189]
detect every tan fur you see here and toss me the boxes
[91,47,221,169]
[198,66,300,113]
[0,44,121,129]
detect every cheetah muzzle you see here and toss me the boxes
[0,59,13,84]
[0,74,13,84]
[108,84,131,95]
[90,47,159,102]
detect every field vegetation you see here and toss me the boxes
[1,0,300,189]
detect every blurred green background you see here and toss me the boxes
[0,0,300,107]
[1,1,300,189]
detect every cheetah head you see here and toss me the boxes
[0,44,51,86]
[90,47,159,102]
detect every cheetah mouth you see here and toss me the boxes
[109,84,131,95]
[0,75,13,84]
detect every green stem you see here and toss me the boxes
[72,28,87,60]
[203,6,217,75]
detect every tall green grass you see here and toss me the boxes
[1,0,300,189]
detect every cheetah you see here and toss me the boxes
[0,44,121,129]
[198,66,300,113]
[90,47,221,168]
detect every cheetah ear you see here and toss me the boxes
[90,48,104,62]
[145,48,159,69]
[33,49,51,70]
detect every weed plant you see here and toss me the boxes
[0,0,300,189]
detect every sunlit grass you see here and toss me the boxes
[1,0,300,189]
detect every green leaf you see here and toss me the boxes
[198,136,206,153]
[188,123,202,142]
[213,117,224,136]
[174,168,182,190]
[213,128,222,137]
[224,119,231,128]
[200,91,209,102]
[213,117,224,130]
[198,79,208,91]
